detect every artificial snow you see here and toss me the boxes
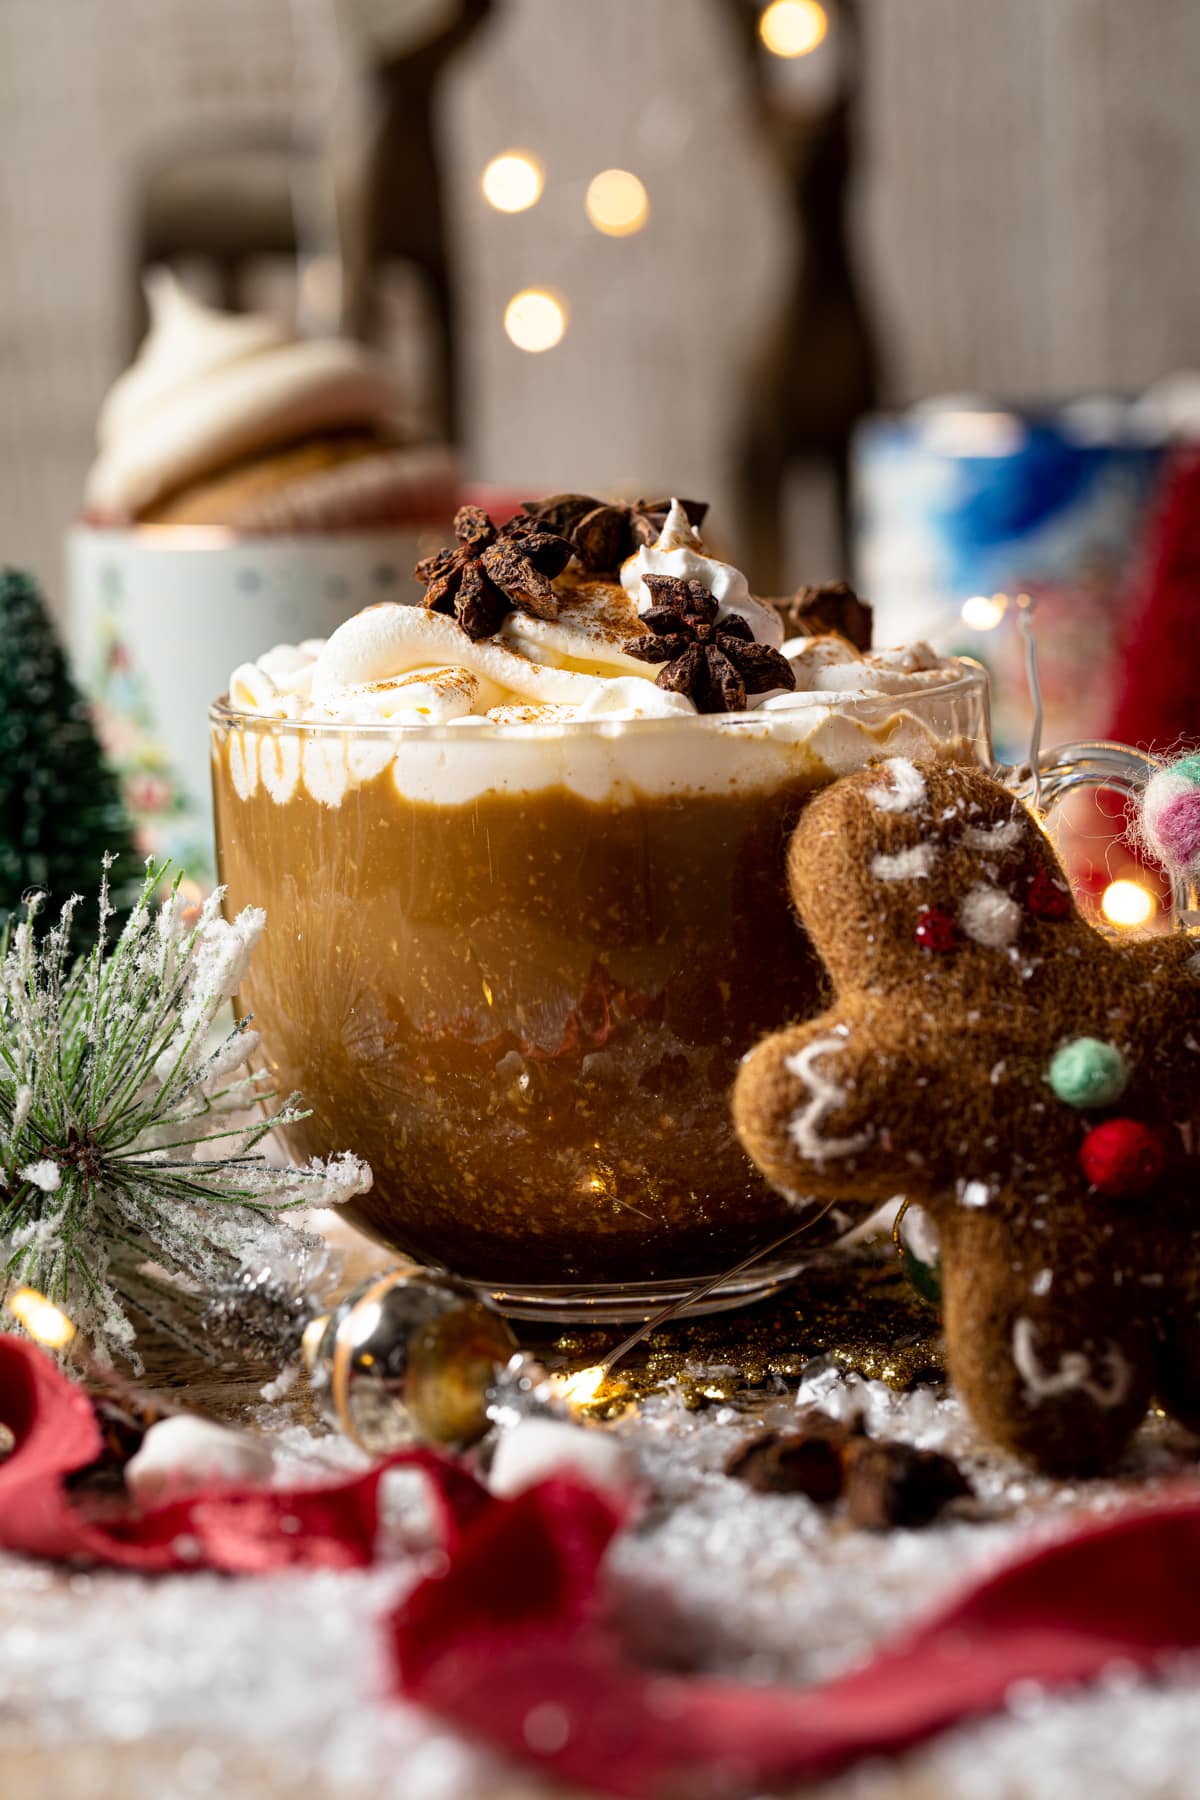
[125,1416,277,1503]
[487,1416,634,1499]
[17,1159,60,1193]
[4,1363,1199,1798]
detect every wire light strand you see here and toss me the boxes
[1016,594,1044,815]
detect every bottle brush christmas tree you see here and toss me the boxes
[0,568,141,948]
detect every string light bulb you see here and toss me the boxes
[1101,880,1156,930]
[504,288,568,353]
[556,1365,609,1409]
[960,593,1009,632]
[8,1287,76,1349]
[585,169,650,237]
[758,0,828,58]
[481,151,544,214]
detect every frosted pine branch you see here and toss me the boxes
[0,861,371,1366]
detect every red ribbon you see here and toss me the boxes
[7,1336,1200,1796]
[389,1478,1200,1796]
[0,1335,485,1572]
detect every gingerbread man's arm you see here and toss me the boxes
[734,1000,920,1218]
[1126,931,1200,1126]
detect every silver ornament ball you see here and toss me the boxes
[303,1268,518,1454]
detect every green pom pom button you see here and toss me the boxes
[1172,752,1200,786]
[1048,1037,1129,1110]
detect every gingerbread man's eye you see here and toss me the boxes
[871,845,938,882]
[913,907,957,952]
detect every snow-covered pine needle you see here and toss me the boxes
[0,860,371,1366]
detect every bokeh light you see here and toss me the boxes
[504,288,568,353]
[960,593,1009,631]
[758,0,828,58]
[1101,879,1156,929]
[557,1364,608,1408]
[585,168,650,237]
[481,151,544,214]
[8,1286,76,1348]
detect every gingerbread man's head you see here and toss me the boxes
[734,757,1200,1475]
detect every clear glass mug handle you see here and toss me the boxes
[997,739,1200,927]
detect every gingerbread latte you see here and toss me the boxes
[211,497,989,1315]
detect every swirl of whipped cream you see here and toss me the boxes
[226,571,959,737]
[86,271,399,518]
[220,592,976,810]
[620,499,784,648]
[220,491,971,799]
[498,573,661,678]
[304,603,692,723]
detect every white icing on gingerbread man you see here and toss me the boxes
[963,817,1024,853]
[1011,1317,1131,1410]
[871,844,938,882]
[960,883,1023,949]
[864,758,927,814]
[784,1031,874,1165]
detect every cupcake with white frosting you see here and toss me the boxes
[67,273,464,877]
[85,271,457,531]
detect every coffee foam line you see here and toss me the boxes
[218,707,967,810]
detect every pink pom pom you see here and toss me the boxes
[1140,757,1200,877]
[1154,788,1200,867]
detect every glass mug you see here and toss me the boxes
[210,663,1173,1320]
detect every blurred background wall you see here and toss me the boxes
[2,0,1200,614]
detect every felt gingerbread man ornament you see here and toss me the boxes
[733,757,1200,1476]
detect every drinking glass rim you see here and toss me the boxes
[209,656,989,742]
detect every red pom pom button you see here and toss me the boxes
[1079,1118,1167,1198]
[1026,869,1073,921]
[914,907,957,953]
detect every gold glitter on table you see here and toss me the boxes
[528,1246,944,1416]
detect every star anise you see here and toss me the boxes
[726,1413,971,1529]
[524,493,709,575]
[621,574,796,714]
[413,505,573,641]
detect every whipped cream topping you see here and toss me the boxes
[86,271,399,518]
[620,499,784,648]
[218,500,978,806]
